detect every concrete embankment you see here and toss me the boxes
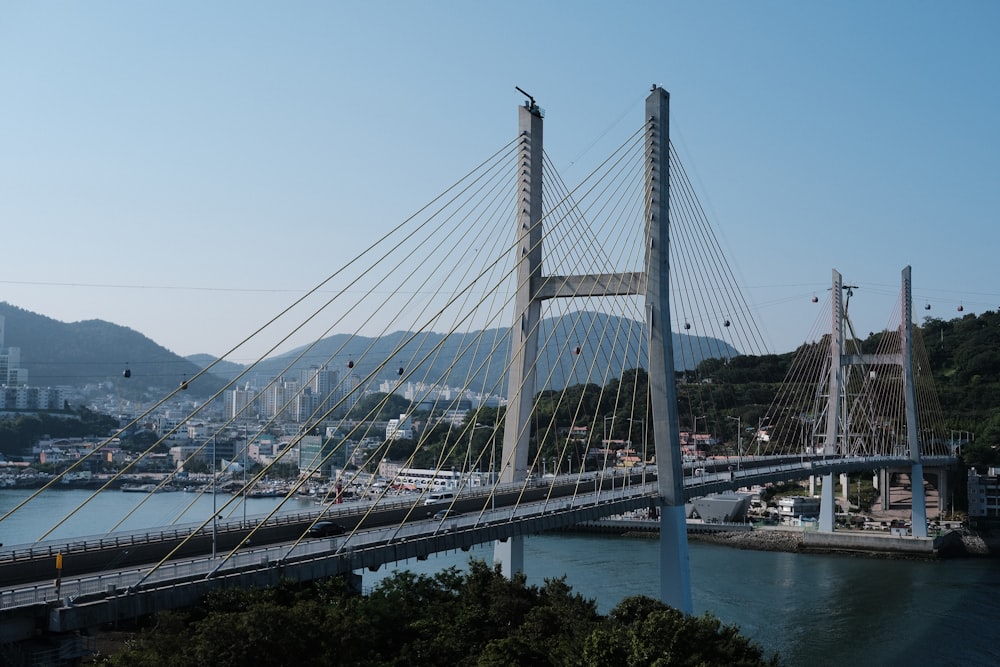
[691,527,1000,559]
[568,519,750,539]
[568,520,1000,559]
[687,527,804,553]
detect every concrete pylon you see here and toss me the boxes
[817,266,929,536]
[495,87,692,612]
[645,87,693,614]
[495,96,544,576]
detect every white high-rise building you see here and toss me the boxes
[0,315,28,386]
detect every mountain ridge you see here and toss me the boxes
[0,302,739,396]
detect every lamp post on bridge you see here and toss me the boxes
[692,415,706,458]
[466,423,490,491]
[603,415,618,479]
[212,435,217,559]
[726,415,742,471]
[693,415,706,435]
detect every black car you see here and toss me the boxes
[307,521,347,537]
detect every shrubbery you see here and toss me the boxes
[96,560,781,666]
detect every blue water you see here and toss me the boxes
[2,489,998,666]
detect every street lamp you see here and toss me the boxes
[212,435,217,559]
[726,415,742,470]
[603,416,616,444]
[603,415,618,471]
[693,415,706,434]
[466,423,491,490]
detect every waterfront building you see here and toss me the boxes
[0,316,28,386]
[968,467,1000,529]
[298,433,346,477]
[777,495,821,520]
[376,460,491,491]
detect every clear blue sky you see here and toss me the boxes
[2,1,998,360]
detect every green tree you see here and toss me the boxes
[102,562,781,667]
[583,596,781,666]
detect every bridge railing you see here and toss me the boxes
[0,480,662,612]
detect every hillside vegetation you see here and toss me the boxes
[2,301,998,468]
[97,562,782,667]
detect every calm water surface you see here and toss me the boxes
[2,489,997,666]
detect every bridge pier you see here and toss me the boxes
[910,463,928,537]
[819,473,836,532]
[659,505,692,610]
[880,469,891,510]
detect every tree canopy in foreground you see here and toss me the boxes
[96,560,781,667]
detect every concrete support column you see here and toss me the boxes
[900,267,927,538]
[646,86,692,614]
[819,472,836,531]
[880,469,891,510]
[809,475,816,496]
[910,463,928,537]
[840,473,849,506]
[937,470,948,513]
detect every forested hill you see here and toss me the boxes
[693,311,1000,466]
[0,302,226,398]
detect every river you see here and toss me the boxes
[2,488,997,666]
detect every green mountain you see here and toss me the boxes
[236,311,740,393]
[0,302,226,398]
[1,303,739,399]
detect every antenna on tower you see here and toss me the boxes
[514,86,544,117]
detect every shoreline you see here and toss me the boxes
[688,527,1000,559]
[565,519,1000,559]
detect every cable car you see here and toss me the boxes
[180,378,189,391]
[347,360,354,369]
[957,304,964,312]
[684,321,691,330]
[811,295,819,303]
[925,303,931,310]
[573,345,581,355]
[397,367,404,376]
[723,319,731,327]
[123,366,131,379]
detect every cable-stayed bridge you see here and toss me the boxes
[0,87,957,661]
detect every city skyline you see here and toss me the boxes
[2,2,998,361]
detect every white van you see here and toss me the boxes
[423,491,455,505]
